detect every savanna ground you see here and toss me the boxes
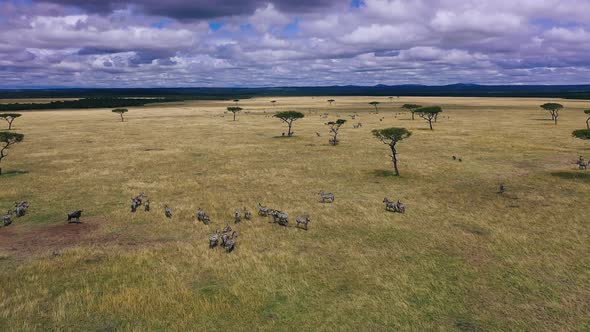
[1,96,589,331]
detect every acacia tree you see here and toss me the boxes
[540,103,563,125]
[401,104,422,120]
[372,127,411,176]
[227,106,243,121]
[369,101,380,113]
[233,99,240,105]
[584,110,590,129]
[326,119,346,145]
[327,99,335,105]
[0,113,22,130]
[274,111,304,137]
[112,108,128,122]
[416,106,443,130]
[0,132,24,175]
[271,100,277,105]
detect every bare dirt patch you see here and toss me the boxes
[0,217,111,257]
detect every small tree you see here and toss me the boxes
[540,103,563,125]
[233,99,240,106]
[584,110,590,129]
[416,106,443,130]
[227,107,243,121]
[0,113,22,130]
[372,127,411,176]
[327,99,335,106]
[112,108,128,122]
[271,100,277,105]
[401,104,422,120]
[0,131,24,175]
[274,111,304,137]
[326,119,346,145]
[369,101,380,113]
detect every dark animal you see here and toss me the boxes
[131,199,139,212]
[196,208,210,224]
[14,201,28,217]
[270,209,288,226]
[224,238,236,252]
[295,215,311,230]
[144,199,150,212]
[383,198,405,213]
[67,210,83,223]
[257,203,272,216]
[164,205,172,218]
[234,208,242,224]
[498,184,506,194]
[244,208,252,220]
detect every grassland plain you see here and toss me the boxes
[0,96,589,331]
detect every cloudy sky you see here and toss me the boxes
[1,0,589,88]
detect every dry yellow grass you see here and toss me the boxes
[1,96,590,331]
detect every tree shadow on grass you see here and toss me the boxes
[373,169,398,177]
[272,135,300,139]
[0,170,28,178]
[531,118,554,121]
[551,171,590,182]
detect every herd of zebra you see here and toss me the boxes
[0,191,406,253]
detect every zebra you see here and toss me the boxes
[67,210,83,223]
[222,224,232,234]
[2,210,12,227]
[196,208,210,224]
[144,199,150,212]
[14,201,28,217]
[318,191,335,203]
[234,208,242,224]
[295,215,311,230]
[383,198,397,212]
[257,203,272,216]
[576,156,588,170]
[164,205,173,218]
[131,199,139,212]
[244,208,252,220]
[209,230,220,248]
[383,198,405,213]
[271,210,289,226]
[224,238,236,252]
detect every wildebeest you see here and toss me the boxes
[295,215,311,230]
[318,191,335,203]
[164,205,173,218]
[67,210,83,223]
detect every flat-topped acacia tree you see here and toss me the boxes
[401,104,422,120]
[584,110,590,129]
[0,131,24,175]
[274,111,304,137]
[112,108,128,122]
[372,127,411,176]
[416,106,443,130]
[540,103,563,125]
[369,101,380,113]
[0,113,22,130]
[327,99,335,105]
[326,119,346,145]
[227,106,243,121]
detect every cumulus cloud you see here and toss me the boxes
[0,0,589,87]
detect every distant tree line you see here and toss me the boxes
[0,97,176,111]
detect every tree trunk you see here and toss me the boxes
[553,111,558,125]
[288,121,293,136]
[411,112,415,120]
[233,112,236,121]
[390,143,399,176]
[120,114,124,122]
[586,117,589,129]
[8,120,13,130]
[429,118,433,130]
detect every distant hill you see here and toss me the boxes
[1,84,590,100]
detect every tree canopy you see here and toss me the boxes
[0,131,24,175]
[401,104,422,119]
[0,113,22,130]
[112,108,128,113]
[372,127,412,142]
[274,111,304,136]
[415,106,442,129]
[572,129,590,140]
[540,103,564,111]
